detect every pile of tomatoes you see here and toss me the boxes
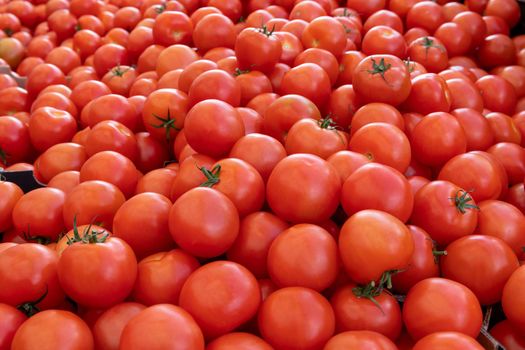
[2,0,525,349]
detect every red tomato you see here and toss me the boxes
[412,332,485,350]
[58,234,137,309]
[28,107,77,153]
[441,235,519,305]
[11,310,93,350]
[324,331,398,350]
[119,304,205,350]
[280,62,331,108]
[188,69,241,107]
[132,249,198,306]
[258,287,335,350]
[502,265,525,334]
[301,16,347,57]
[193,14,235,53]
[0,303,26,350]
[266,154,341,223]
[327,150,371,183]
[206,333,273,350]
[488,142,525,185]
[85,120,138,162]
[92,302,146,350]
[434,22,472,57]
[406,1,445,34]
[331,283,402,340]
[446,78,484,112]
[403,278,483,340]
[478,34,516,69]
[235,26,282,73]
[490,320,525,350]
[169,187,239,258]
[475,75,517,115]
[352,54,411,106]
[486,112,522,144]
[411,180,479,246]
[153,10,193,46]
[0,181,22,232]
[34,142,87,184]
[346,0,386,19]
[179,261,260,339]
[362,25,406,58]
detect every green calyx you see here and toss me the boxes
[66,217,108,245]
[198,164,221,188]
[150,109,180,144]
[367,58,392,82]
[450,189,479,214]
[17,286,48,317]
[352,270,401,314]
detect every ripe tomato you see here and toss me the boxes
[235,26,282,73]
[188,69,241,107]
[350,103,404,136]
[28,107,77,153]
[434,22,472,57]
[184,99,244,157]
[339,210,413,284]
[152,10,193,46]
[0,243,64,310]
[267,224,338,291]
[446,78,484,112]
[47,171,80,195]
[353,54,411,106]
[92,302,146,350]
[403,278,483,340]
[207,333,273,350]
[412,332,485,350]
[258,287,335,350]
[169,187,239,258]
[408,37,448,73]
[403,73,452,114]
[441,235,519,305]
[92,43,130,78]
[341,163,413,222]
[0,303,26,350]
[331,283,402,340]
[327,150,371,183]
[85,94,139,131]
[34,142,87,184]
[475,75,517,115]
[324,331,398,350]
[362,25,406,59]
[478,34,516,68]
[193,14,235,53]
[58,234,137,309]
[266,154,341,223]
[0,181,22,232]
[294,48,338,86]
[119,304,205,350]
[280,62,331,108]
[179,261,260,339]
[411,181,479,246]
[11,310,93,350]
[486,112,522,144]
[85,120,138,162]
[490,320,525,350]
[301,16,346,57]
[488,142,525,185]
[502,265,525,334]
[406,1,444,34]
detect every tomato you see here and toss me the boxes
[58,233,137,309]
[85,94,138,131]
[169,187,239,258]
[235,26,282,74]
[490,320,525,350]
[193,14,235,53]
[403,74,452,115]
[226,211,288,278]
[362,25,406,59]
[11,310,93,350]
[339,209,413,284]
[441,235,519,305]
[476,200,525,255]
[505,183,525,215]
[235,70,273,106]
[266,154,341,223]
[411,112,466,167]
[258,287,334,350]
[27,107,77,153]
[476,75,517,115]
[179,261,259,339]
[0,243,64,311]
[47,171,80,195]
[63,180,125,230]
[0,38,25,69]
[120,304,205,350]
[0,87,29,116]
[488,142,525,185]
[352,54,411,106]
[280,62,331,108]
[406,1,444,34]
[446,78,484,112]
[34,143,87,184]
[0,181,22,232]
[494,65,525,99]
[391,225,440,294]
[136,168,177,198]
[350,103,404,136]
[478,34,516,69]
[93,302,146,350]
[484,0,521,28]
[403,278,483,340]
[101,65,137,96]
[0,303,26,350]
[169,154,215,201]
[324,331,398,350]
[263,94,321,143]
[411,181,479,246]
[327,150,371,183]
[11,188,65,241]
[502,265,525,334]
[300,16,346,57]
[85,120,138,162]
[486,112,522,144]
[412,332,485,350]
[207,333,273,350]
[336,51,366,86]
[185,99,244,158]
[0,116,31,167]
[434,23,472,57]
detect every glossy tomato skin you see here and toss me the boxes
[132,249,199,306]
[403,278,483,340]
[11,310,94,350]
[0,303,26,350]
[0,181,23,232]
[324,330,398,350]
[119,304,205,350]
[258,287,335,350]
[339,210,414,284]
[235,27,282,73]
[92,302,146,350]
[441,235,519,305]
[353,54,411,106]
[266,154,341,224]
[411,181,479,246]
[490,320,525,350]
[0,116,32,166]
[451,108,494,151]
[179,261,260,339]
[402,74,452,115]
[412,332,485,350]
[331,284,402,340]
[280,62,332,108]
[341,163,413,222]
[502,266,525,335]
[169,187,240,258]
[57,237,137,309]
[206,332,273,350]
[391,225,441,294]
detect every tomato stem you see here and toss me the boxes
[155,3,166,14]
[150,109,180,144]
[66,216,108,245]
[17,286,48,317]
[258,24,276,37]
[450,189,479,214]
[233,68,251,76]
[367,58,392,84]
[198,164,221,187]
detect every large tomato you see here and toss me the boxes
[353,54,411,106]
[179,261,260,339]
[0,303,26,350]
[339,209,414,284]
[403,278,483,340]
[502,265,525,335]
[402,74,452,115]
[0,181,23,232]
[412,332,485,350]
[266,154,341,223]
[258,287,335,350]
[235,26,282,73]
[0,116,32,167]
